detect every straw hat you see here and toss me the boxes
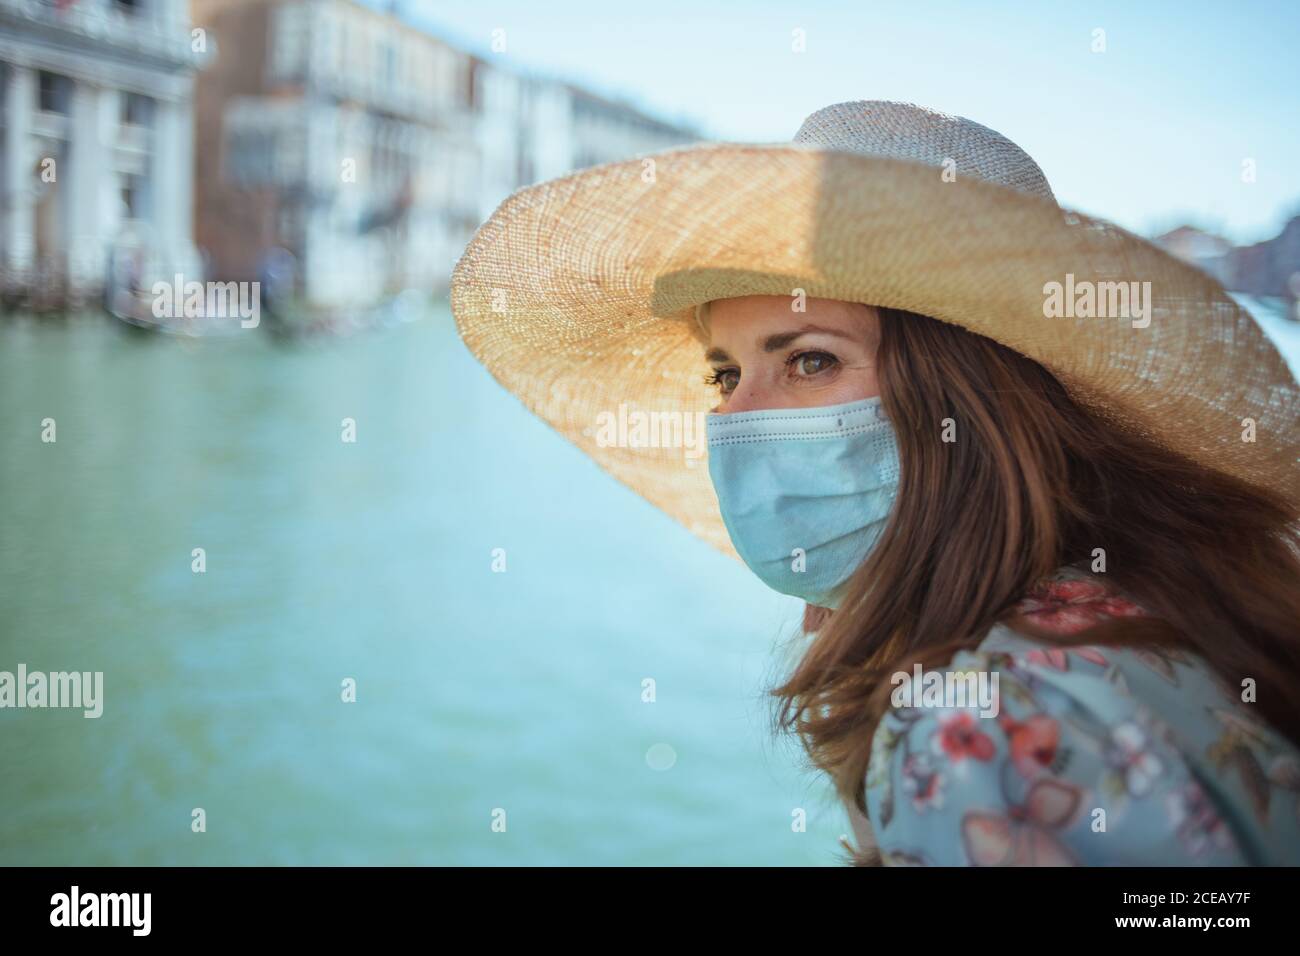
[451,101,1300,558]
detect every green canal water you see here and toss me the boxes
[0,304,843,865]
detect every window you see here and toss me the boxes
[121,173,150,222]
[270,4,306,82]
[227,128,275,185]
[122,92,154,128]
[37,72,71,114]
[381,42,397,90]
[314,17,338,77]
[278,206,295,242]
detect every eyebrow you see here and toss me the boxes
[704,324,858,364]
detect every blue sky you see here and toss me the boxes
[392,0,1299,244]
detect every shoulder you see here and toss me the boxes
[863,569,1300,866]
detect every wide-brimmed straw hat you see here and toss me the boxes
[451,100,1299,558]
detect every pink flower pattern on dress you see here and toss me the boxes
[862,567,1299,865]
[1023,646,1110,670]
[900,752,946,813]
[1013,577,1149,635]
[932,711,998,764]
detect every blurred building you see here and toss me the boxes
[0,0,204,306]
[1155,218,1300,309]
[1228,215,1300,305]
[194,0,700,311]
[1152,225,1233,285]
[470,62,702,226]
[193,0,481,310]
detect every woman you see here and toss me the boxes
[452,101,1300,865]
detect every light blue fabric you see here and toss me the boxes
[704,396,900,609]
[865,621,1300,866]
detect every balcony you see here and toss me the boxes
[0,0,205,70]
[116,120,150,154]
[29,108,70,139]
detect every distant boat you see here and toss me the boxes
[262,289,431,340]
[105,280,243,337]
[104,236,243,337]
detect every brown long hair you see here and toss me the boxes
[770,307,1300,865]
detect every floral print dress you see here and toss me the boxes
[864,566,1300,865]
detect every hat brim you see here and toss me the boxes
[451,142,1300,557]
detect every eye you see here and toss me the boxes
[788,350,839,378]
[704,367,740,395]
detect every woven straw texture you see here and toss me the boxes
[451,101,1300,558]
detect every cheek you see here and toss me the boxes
[830,358,881,401]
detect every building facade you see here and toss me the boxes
[1,0,701,314]
[195,0,701,311]
[0,0,204,306]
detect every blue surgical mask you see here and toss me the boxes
[705,395,901,609]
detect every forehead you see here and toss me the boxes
[706,295,872,334]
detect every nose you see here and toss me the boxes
[716,382,772,415]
